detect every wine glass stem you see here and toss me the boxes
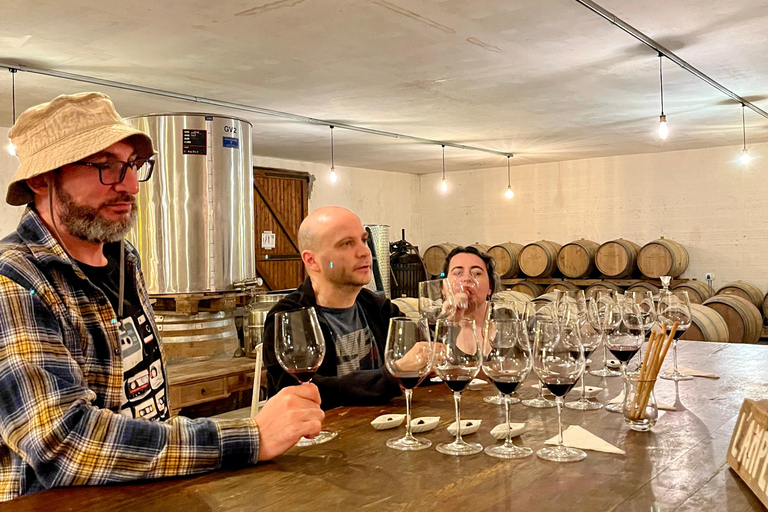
[537,385,544,400]
[556,396,564,448]
[601,335,608,370]
[580,375,586,399]
[404,388,413,438]
[453,391,463,444]
[504,394,512,445]
[672,340,679,373]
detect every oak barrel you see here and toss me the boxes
[595,239,640,278]
[532,292,557,304]
[763,292,768,324]
[702,295,762,344]
[488,242,523,278]
[494,290,533,303]
[423,243,458,277]
[626,282,660,296]
[637,237,689,278]
[544,281,581,294]
[511,280,544,298]
[557,239,599,278]
[672,281,713,305]
[467,243,491,254]
[716,281,763,310]
[585,281,624,300]
[519,241,562,278]
[155,311,239,363]
[680,304,730,343]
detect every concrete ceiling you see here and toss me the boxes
[1,0,767,173]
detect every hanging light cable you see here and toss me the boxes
[329,125,337,183]
[8,69,17,156]
[740,104,751,165]
[657,53,668,140]
[504,155,514,199]
[440,145,447,193]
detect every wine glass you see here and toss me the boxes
[532,319,587,462]
[521,302,556,409]
[564,313,603,411]
[384,317,434,451]
[623,291,656,372]
[274,307,337,445]
[554,289,588,325]
[483,300,528,405]
[658,290,693,381]
[588,292,622,378]
[434,318,483,456]
[604,317,645,413]
[482,317,533,459]
[418,278,455,327]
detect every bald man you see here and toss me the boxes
[262,207,402,410]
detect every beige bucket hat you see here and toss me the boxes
[6,92,155,206]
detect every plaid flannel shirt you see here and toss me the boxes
[0,207,260,501]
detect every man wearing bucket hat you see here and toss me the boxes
[0,92,324,500]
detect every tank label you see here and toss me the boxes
[223,136,239,149]
[182,129,207,155]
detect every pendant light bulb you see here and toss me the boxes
[658,114,668,140]
[7,140,15,156]
[328,125,338,184]
[740,148,751,165]
[441,178,448,193]
[505,187,514,199]
[329,166,338,183]
[504,154,514,199]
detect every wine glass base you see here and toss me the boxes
[564,398,603,411]
[484,394,521,405]
[659,371,693,381]
[590,367,621,378]
[386,435,432,451]
[295,430,338,447]
[522,397,556,408]
[484,444,533,459]
[436,440,483,456]
[605,403,622,414]
[536,445,587,463]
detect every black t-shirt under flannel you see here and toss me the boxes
[78,253,169,420]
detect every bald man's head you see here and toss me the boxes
[299,206,372,289]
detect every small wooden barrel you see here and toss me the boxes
[155,311,239,363]
[716,281,763,310]
[585,281,624,300]
[763,293,768,324]
[672,281,713,304]
[511,280,544,298]
[532,292,557,304]
[703,295,763,344]
[637,237,689,278]
[467,243,491,254]
[488,242,523,278]
[595,239,640,278]
[423,243,458,277]
[519,241,562,278]
[544,281,581,294]
[557,239,599,278]
[494,290,532,303]
[680,304,730,342]
[392,297,420,318]
[626,282,660,296]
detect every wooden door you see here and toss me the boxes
[253,168,310,291]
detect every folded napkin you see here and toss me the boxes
[544,425,625,455]
[663,365,719,379]
[608,390,675,411]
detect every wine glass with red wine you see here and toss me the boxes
[434,318,483,456]
[532,319,587,462]
[483,300,528,406]
[482,317,533,459]
[275,307,337,446]
[604,318,645,413]
[384,317,434,451]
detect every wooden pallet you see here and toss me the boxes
[152,288,265,314]
[500,277,691,287]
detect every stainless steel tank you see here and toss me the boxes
[126,113,255,293]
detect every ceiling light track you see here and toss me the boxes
[0,62,514,158]
[574,0,768,120]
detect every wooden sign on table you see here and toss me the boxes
[727,399,768,507]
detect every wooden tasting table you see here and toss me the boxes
[6,341,768,511]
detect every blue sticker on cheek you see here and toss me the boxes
[330,262,334,269]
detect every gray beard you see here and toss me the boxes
[54,184,136,244]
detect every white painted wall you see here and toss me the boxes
[0,127,23,238]
[252,155,422,247]
[418,141,768,292]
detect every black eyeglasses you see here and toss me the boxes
[72,158,155,185]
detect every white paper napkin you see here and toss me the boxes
[544,425,625,455]
[663,365,720,379]
[608,390,675,411]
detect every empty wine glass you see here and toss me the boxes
[564,313,603,411]
[419,278,455,327]
[522,302,556,409]
[588,292,622,378]
[482,317,533,459]
[658,290,693,381]
[554,289,588,325]
[434,318,483,456]
[384,317,434,451]
[275,307,337,445]
[532,319,587,462]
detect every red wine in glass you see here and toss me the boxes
[608,346,640,364]
[542,377,578,397]
[287,368,318,384]
[488,376,521,395]
[391,371,425,390]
